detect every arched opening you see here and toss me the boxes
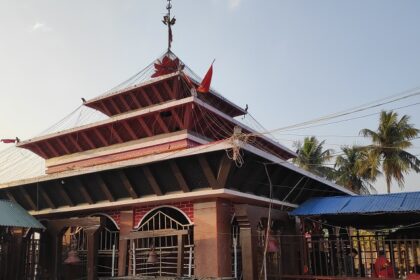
[61,214,120,278]
[130,206,194,277]
[137,206,192,231]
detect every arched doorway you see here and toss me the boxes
[131,206,194,277]
[61,214,120,278]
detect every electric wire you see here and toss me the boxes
[254,86,420,134]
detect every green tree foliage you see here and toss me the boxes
[293,136,334,178]
[334,146,380,194]
[360,110,420,193]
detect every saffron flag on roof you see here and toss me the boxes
[197,60,215,93]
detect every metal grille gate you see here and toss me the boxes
[128,207,194,277]
[61,217,120,278]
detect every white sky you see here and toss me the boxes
[1,0,419,193]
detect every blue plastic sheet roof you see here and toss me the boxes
[290,191,420,216]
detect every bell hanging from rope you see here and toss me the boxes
[64,249,81,265]
[147,247,158,264]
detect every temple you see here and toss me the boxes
[0,2,354,280]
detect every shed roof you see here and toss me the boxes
[0,200,45,229]
[291,191,420,216]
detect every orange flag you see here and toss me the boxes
[197,60,215,93]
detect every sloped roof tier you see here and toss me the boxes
[18,98,195,159]
[84,73,187,116]
[84,52,246,118]
[18,96,296,161]
[0,141,352,214]
[0,200,45,229]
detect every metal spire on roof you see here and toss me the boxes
[162,0,176,51]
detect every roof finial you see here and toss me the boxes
[162,0,176,51]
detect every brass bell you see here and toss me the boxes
[147,248,158,264]
[64,249,81,264]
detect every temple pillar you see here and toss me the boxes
[234,204,291,280]
[194,199,232,278]
[85,225,101,280]
[8,228,25,279]
[118,210,134,276]
[234,204,261,280]
[44,224,65,280]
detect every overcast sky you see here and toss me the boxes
[1,0,420,193]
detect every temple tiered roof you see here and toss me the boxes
[17,51,296,173]
[84,52,246,118]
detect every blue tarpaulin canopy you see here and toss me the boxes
[291,191,420,216]
[290,192,420,228]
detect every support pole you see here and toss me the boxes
[132,241,136,276]
[177,233,185,276]
[111,244,116,277]
[188,246,193,277]
[233,236,238,279]
[118,210,134,276]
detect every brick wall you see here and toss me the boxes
[104,210,121,228]
[84,201,194,229]
[133,201,194,228]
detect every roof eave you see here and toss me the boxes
[84,72,181,106]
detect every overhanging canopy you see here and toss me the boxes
[290,191,420,229]
[0,200,45,229]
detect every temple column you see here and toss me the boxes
[234,204,291,280]
[9,228,25,279]
[85,225,101,280]
[194,199,232,278]
[118,210,134,276]
[45,225,66,280]
[234,204,261,280]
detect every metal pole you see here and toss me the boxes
[264,256,267,280]
[188,246,193,277]
[132,242,136,276]
[233,237,238,279]
[111,244,115,277]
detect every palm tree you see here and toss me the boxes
[334,146,380,194]
[293,136,334,178]
[360,110,420,193]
